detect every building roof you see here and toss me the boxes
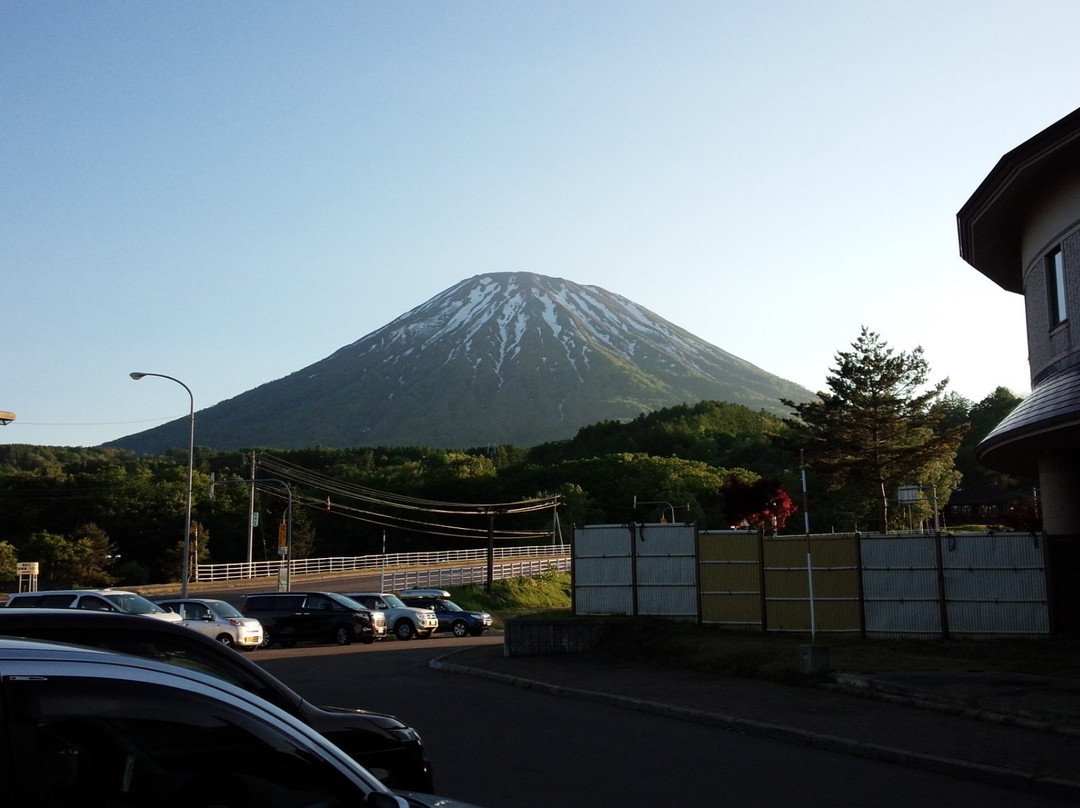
[977,364,1080,474]
[957,106,1080,293]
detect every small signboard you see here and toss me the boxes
[897,486,921,504]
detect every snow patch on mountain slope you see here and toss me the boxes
[346,272,758,394]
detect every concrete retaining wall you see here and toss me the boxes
[503,618,614,657]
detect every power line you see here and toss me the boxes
[246,452,560,543]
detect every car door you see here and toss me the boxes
[299,594,336,640]
[266,595,309,641]
[167,600,217,640]
[74,594,120,613]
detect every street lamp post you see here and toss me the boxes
[130,372,195,596]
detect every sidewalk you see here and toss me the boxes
[432,644,1080,804]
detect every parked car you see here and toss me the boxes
[0,608,434,793]
[400,590,493,638]
[0,635,479,808]
[344,592,440,640]
[241,591,385,647]
[155,596,264,651]
[5,588,183,623]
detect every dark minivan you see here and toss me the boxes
[241,591,384,648]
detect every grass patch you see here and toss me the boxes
[444,568,572,629]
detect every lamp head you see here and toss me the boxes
[129,372,146,380]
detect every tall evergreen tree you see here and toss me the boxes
[779,327,967,533]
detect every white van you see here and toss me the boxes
[5,589,183,623]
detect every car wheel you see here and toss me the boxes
[215,633,235,648]
[334,625,352,646]
[451,620,469,638]
[394,620,415,640]
[259,631,272,648]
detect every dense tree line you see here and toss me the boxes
[0,333,1037,589]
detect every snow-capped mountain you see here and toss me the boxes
[110,273,812,452]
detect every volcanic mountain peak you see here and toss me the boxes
[110,272,812,453]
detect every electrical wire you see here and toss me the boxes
[243,452,560,543]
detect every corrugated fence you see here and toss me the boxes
[573,524,1049,639]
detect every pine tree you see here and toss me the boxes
[779,327,967,533]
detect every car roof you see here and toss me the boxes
[0,634,237,689]
[0,635,348,760]
[7,588,144,597]
[0,607,201,633]
[0,607,295,677]
[0,634,115,655]
[0,607,254,646]
[156,597,228,605]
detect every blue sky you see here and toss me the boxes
[3,1,1075,447]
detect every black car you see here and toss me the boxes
[241,591,381,647]
[0,608,434,793]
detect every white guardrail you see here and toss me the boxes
[194,544,571,583]
[380,557,571,591]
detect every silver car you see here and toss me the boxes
[0,636,418,808]
[5,588,183,623]
[156,597,264,651]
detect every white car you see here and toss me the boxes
[156,597,264,651]
[0,636,420,807]
[5,588,183,623]
[345,592,440,640]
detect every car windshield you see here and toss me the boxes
[382,594,406,609]
[440,600,464,612]
[330,593,365,611]
[104,593,168,615]
[208,600,243,619]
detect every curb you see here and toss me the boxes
[831,673,1080,740]
[430,651,1080,804]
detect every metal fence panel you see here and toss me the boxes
[636,524,697,616]
[858,532,1049,638]
[758,536,861,634]
[573,523,697,617]
[860,535,941,636]
[698,531,761,627]
[946,601,1050,636]
[863,599,943,637]
[573,524,634,616]
[940,533,1048,637]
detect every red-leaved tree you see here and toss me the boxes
[720,475,798,536]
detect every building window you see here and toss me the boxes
[1047,247,1067,327]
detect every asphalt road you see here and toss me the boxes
[255,636,1071,808]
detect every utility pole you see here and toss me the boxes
[247,452,256,568]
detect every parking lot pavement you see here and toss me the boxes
[434,644,1080,804]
